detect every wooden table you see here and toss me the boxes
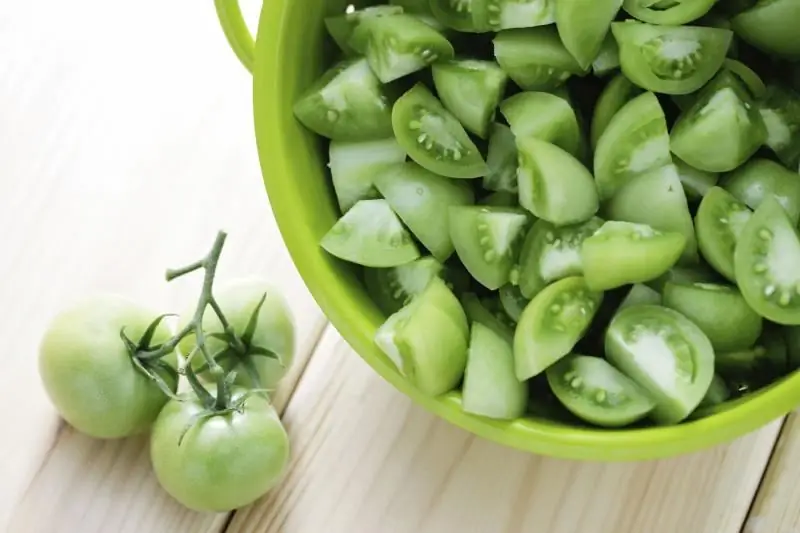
[3,2,800,532]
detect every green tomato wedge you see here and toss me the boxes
[483,123,519,194]
[582,221,686,291]
[623,0,717,25]
[462,322,528,420]
[390,0,443,29]
[320,199,420,267]
[546,354,656,427]
[590,74,643,150]
[647,263,721,293]
[325,5,404,56]
[605,304,715,424]
[499,92,582,157]
[364,256,446,315]
[619,283,662,310]
[514,276,604,380]
[514,217,604,299]
[392,84,488,179]
[328,137,407,213]
[725,59,767,100]
[375,278,468,396]
[723,159,800,226]
[430,0,490,33]
[699,374,731,408]
[486,0,557,31]
[662,282,763,352]
[734,196,800,326]
[695,186,753,282]
[611,21,733,95]
[293,58,394,141]
[351,14,455,83]
[493,27,587,91]
[517,138,599,226]
[592,35,621,77]
[499,284,529,322]
[449,205,530,290]
[759,84,800,170]
[374,162,475,262]
[556,0,623,70]
[431,59,508,139]
[731,0,800,60]
[461,292,517,339]
[606,164,698,265]
[593,92,671,201]
[674,157,718,201]
[670,70,767,173]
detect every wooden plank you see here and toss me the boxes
[228,329,782,533]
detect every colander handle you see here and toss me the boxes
[214,0,255,72]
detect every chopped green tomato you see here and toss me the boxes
[500,92,582,156]
[514,276,603,380]
[731,0,800,60]
[611,21,733,95]
[493,27,587,91]
[486,0,557,31]
[593,92,671,201]
[623,0,717,25]
[325,5,404,56]
[582,221,686,291]
[592,35,621,77]
[724,59,767,100]
[670,70,767,173]
[431,60,508,139]
[662,282,763,352]
[605,304,715,424]
[590,74,643,150]
[695,186,753,282]
[734,196,800,326]
[374,278,468,395]
[499,284,529,322]
[462,322,528,420]
[374,162,475,262]
[461,292,517,339]
[514,217,603,299]
[391,84,488,179]
[699,374,731,408]
[449,206,530,290]
[556,0,623,70]
[364,256,446,315]
[390,0,443,28]
[606,165,699,265]
[430,0,490,32]
[328,138,406,213]
[546,354,656,427]
[321,199,420,267]
[480,190,518,207]
[647,263,721,293]
[759,84,800,169]
[483,124,519,194]
[723,159,800,226]
[293,58,394,141]
[619,283,662,310]
[517,138,599,225]
[352,14,454,83]
[674,157,718,201]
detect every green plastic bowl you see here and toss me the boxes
[214,0,800,461]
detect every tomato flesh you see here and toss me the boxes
[723,158,800,226]
[759,84,800,170]
[591,74,643,150]
[483,123,519,193]
[500,91,582,156]
[556,0,623,70]
[363,256,446,315]
[623,0,717,25]
[695,186,752,282]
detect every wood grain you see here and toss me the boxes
[227,329,782,533]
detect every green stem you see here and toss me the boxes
[210,297,247,354]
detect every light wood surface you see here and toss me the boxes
[3,2,800,533]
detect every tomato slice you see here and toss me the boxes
[517,138,599,226]
[619,283,662,310]
[662,281,763,352]
[483,123,519,194]
[592,34,621,77]
[593,92,671,200]
[486,0,557,31]
[432,59,508,139]
[514,276,604,380]
[293,58,394,141]
[462,322,528,420]
[374,162,474,262]
[546,354,656,427]
[364,256,446,315]
[493,27,588,91]
[392,84,488,179]
[328,137,406,213]
[430,0,490,32]
[325,5,403,56]
[670,70,767,173]
[611,21,733,95]
[556,0,623,70]
[605,304,715,424]
[725,58,767,99]
[724,159,800,226]
[607,164,698,265]
[674,157,718,202]
[590,74,643,150]
[582,221,686,291]
[759,84,800,170]
[734,196,800,326]
[449,205,530,290]
[500,91,582,156]
[623,0,717,25]
[695,186,753,282]
[732,0,800,60]
[499,284,529,322]
[514,217,603,299]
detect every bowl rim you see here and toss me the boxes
[250,0,800,461]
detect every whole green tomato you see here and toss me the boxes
[38,294,177,438]
[178,277,296,390]
[149,387,290,512]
